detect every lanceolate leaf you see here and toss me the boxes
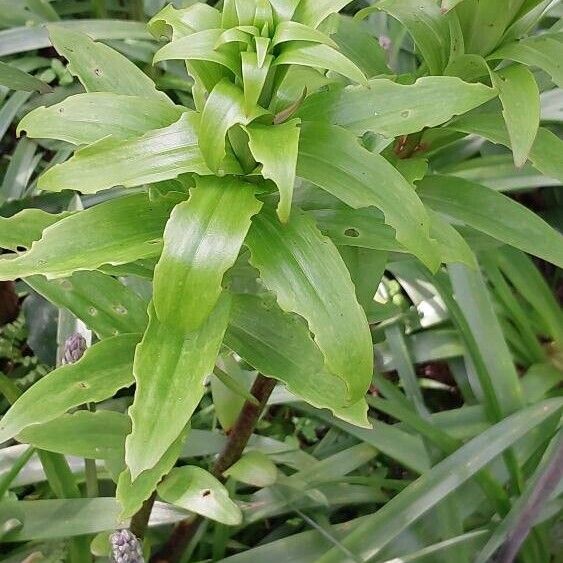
[225,293,370,426]
[418,175,563,267]
[26,271,149,338]
[273,43,367,85]
[48,26,171,103]
[0,335,138,444]
[246,209,373,404]
[18,93,184,145]
[449,111,563,183]
[18,411,129,461]
[491,64,540,167]
[148,3,222,40]
[0,209,68,251]
[0,193,183,280]
[297,121,440,269]
[317,398,563,562]
[157,466,242,525]
[298,76,497,137]
[126,296,230,479]
[153,176,262,331]
[372,0,450,75]
[199,79,267,174]
[117,427,188,519]
[246,119,300,222]
[38,113,241,193]
[428,210,477,269]
[0,60,52,93]
[294,0,352,28]
[488,33,563,88]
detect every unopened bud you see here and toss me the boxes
[110,529,144,563]
[62,333,87,365]
[378,35,392,51]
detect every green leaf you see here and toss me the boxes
[199,79,267,174]
[0,20,150,58]
[0,193,181,280]
[48,26,170,102]
[241,51,273,113]
[476,430,563,563]
[310,207,403,253]
[0,335,138,444]
[117,427,188,519]
[0,499,188,542]
[17,410,129,461]
[153,29,241,77]
[224,293,370,426]
[246,119,300,222]
[272,21,338,48]
[125,296,230,479]
[428,210,477,269]
[488,33,563,88]
[448,263,525,417]
[330,15,391,78]
[26,271,149,338]
[0,209,68,251]
[153,176,262,331]
[297,121,439,269]
[372,0,450,75]
[148,3,222,40]
[18,93,184,145]
[491,64,539,167]
[456,117,563,185]
[273,43,367,85]
[316,398,563,562]
[298,76,496,137]
[246,209,373,404]
[224,451,278,487]
[0,60,51,93]
[158,466,242,525]
[294,0,352,28]
[418,175,563,267]
[38,113,241,193]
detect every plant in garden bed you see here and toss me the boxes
[0,0,562,562]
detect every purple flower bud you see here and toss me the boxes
[378,35,392,51]
[62,333,87,365]
[110,529,144,563]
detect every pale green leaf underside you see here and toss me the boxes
[0,335,138,444]
[126,296,230,479]
[246,209,373,404]
[223,451,278,487]
[0,193,182,280]
[48,26,171,103]
[297,121,440,269]
[225,293,370,426]
[298,76,497,137]
[148,3,222,40]
[158,466,242,525]
[154,176,262,331]
[18,93,184,145]
[418,175,563,268]
[38,113,241,193]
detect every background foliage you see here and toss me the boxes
[0,0,562,562]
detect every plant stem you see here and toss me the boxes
[91,0,107,18]
[0,446,34,498]
[131,491,157,540]
[152,374,276,563]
